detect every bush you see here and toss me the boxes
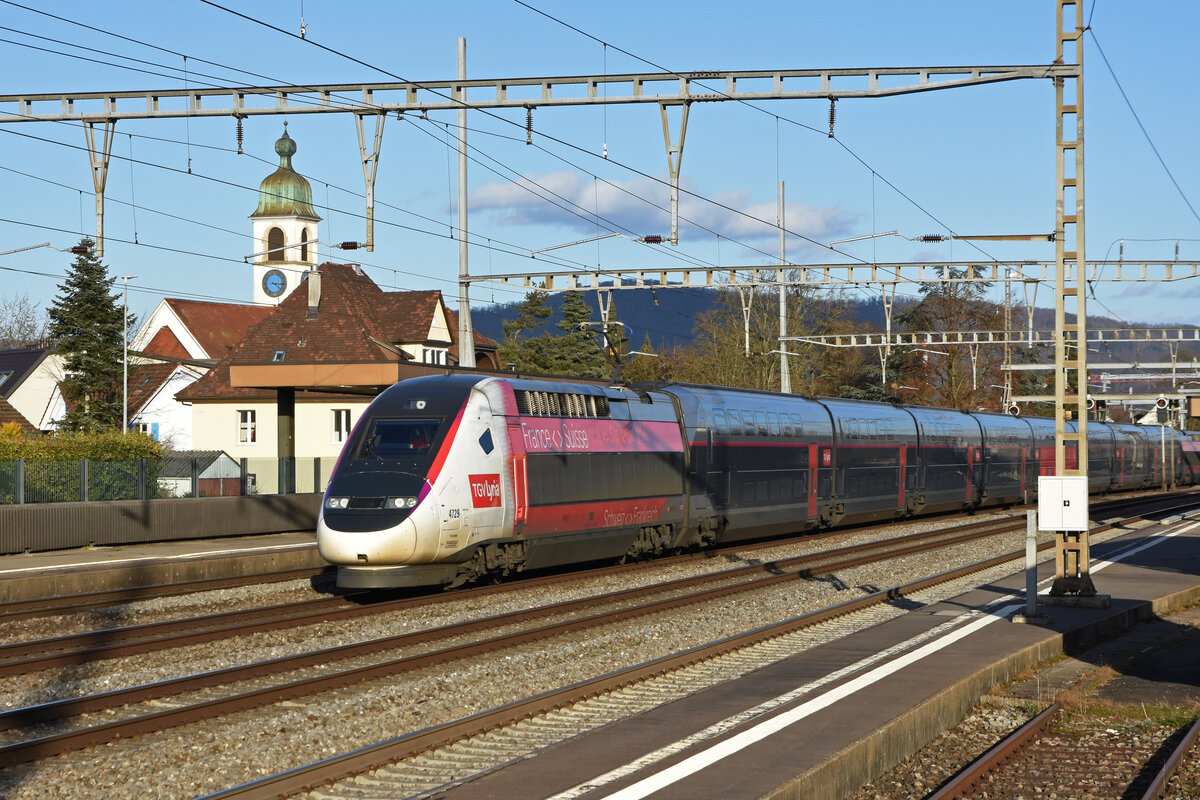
[0,429,162,503]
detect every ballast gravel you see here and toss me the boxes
[0,510,1163,799]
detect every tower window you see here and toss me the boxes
[300,229,310,262]
[267,227,285,261]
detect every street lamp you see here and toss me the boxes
[121,275,135,434]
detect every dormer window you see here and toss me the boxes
[271,350,287,363]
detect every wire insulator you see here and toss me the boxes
[827,96,837,138]
[641,234,664,244]
[235,116,244,154]
[338,241,360,250]
[917,234,946,243]
[525,106,533,145]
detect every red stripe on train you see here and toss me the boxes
[520,497,680,536]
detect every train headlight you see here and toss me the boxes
[387,496,418,509]
[325,496,350,509]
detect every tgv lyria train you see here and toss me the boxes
[317,374,1199,589]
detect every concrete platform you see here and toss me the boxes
[0,532,322,602]
[438,519,1200,800]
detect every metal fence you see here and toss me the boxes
[0,457,332,505]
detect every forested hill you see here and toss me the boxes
[473,286,889,353]
[473,286,1196,366]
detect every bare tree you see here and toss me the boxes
[0,293,50,350]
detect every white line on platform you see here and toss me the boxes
[0,540,315,576]
[553,522,1195,800]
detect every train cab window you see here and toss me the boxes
[356,418,440,459]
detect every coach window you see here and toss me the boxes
[713,409,728,434]
[237,410,257,444]
[721,410,736,435]
[332,409,351,444]
[767,412,780,436]
[755,411,769,436]
[781,415,793,437]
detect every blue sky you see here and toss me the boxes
[0,0,1198,344]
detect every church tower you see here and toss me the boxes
[250,123,322,305]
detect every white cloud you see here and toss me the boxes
[469,169,857,246]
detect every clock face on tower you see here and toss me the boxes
[262,269,288,298]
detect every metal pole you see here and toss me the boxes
[778,180,791,394]
[456,38,476,368]
[1025,509,1038,617]
[121,275,135,434]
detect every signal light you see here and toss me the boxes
[1007,404,1021,417]
[1086,396,1096,410]
[1156,395,1169,410]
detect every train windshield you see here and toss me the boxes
[355,418,441,460]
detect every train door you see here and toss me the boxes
[506,422,528,534]
[808,443,819,520]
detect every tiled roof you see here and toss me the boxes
[127,362,193,414]
[142,326,190,361]
[0,347,51,399]
[159,449,238,478]
[0,395,36,433]
[177,263,498,401]
[375,291,445,343]
[165,299,272,358]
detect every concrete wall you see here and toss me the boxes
[0,492,321,555]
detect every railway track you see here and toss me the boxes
[2,489,1192,679]
[927,703,1200,800]
[0,490,1195,798]
[0,514,1030,767]
[44,508,1189,796]
[0,514,1024,677]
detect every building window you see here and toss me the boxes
[271,350,287,363]
[333,408,351,443]
[134,422,160,441]
[238,410,257,444]
[422,348,447,365]
[267,227,285,261]
[0,370,12,389]
[300,228,310,262]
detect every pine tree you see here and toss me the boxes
[498,290,554,373]
[47,238,133,432]
[548,290,605,378]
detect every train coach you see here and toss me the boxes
[317,374,1194,589]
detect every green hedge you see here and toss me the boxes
[0,429,162,503]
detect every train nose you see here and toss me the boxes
[318,516,418,565]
